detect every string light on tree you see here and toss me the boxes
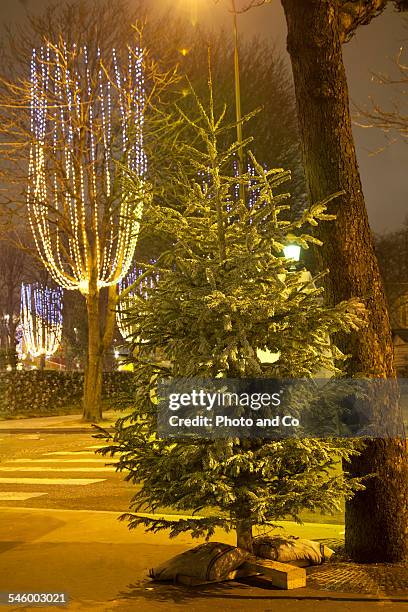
[117,265,158,341]
[20,283,63,362]
[15,324,26,361]
[27,42,147,295]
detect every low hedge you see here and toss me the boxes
[0,370,137,416]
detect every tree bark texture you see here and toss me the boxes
[83,284,103,422]
[83,283,118,422]
[282,0,408,562]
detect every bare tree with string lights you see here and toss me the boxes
[24,39,149,420]
[20,282,63,371]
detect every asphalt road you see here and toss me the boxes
[0,430,344,523]
[0,431,136,513]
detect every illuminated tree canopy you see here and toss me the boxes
[27,41,147,295]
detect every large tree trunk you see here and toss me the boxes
[83,283,117,422]
[282,0,408,562]
[83,284,103,422]
[8,322,18,371]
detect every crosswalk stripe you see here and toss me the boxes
[44,451,96,456]
[0,477,105,485]
[0,467,113,473]
[86,445,106,449]
[0,492,47,500]
[10,458,107,464]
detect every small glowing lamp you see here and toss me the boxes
[283,244,301,262]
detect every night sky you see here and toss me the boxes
[2,0,407,233]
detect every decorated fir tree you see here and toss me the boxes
[100,83,366,553]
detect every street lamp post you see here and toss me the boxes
[184,0,246,201]
[231,0,246,203]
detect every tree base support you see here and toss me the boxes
[172,559,306,589]
[241,557,307,589]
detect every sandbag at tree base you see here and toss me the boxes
[149,542,251,583]
[253,536,335,566]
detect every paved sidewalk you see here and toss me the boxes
[0,507,407,611]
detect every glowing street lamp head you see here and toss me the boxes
[177,0,211,25]
[283,244,301,263]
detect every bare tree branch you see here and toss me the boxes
[354,42,408,142]
[339,0,408,43]
[213,0,271,15]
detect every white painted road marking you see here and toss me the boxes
[9,458,108,464]
[85,445,115,450]
[0,447,113,497]
[0,477,105,485]
[44,451,96,456]
[0,465,114,472]
[0,492,47,500]
[0,467,113,473]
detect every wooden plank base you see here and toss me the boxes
[241,557,307,590]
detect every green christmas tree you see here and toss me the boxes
[100,82,366,553]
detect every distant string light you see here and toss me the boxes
[199,157,261,212]
[16,323,25,360]
[20,283,63,358]
[27,42,147,295]
[117,264,158,341]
